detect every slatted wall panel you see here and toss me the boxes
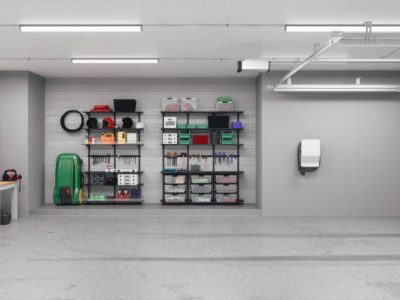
[45,78,256,204]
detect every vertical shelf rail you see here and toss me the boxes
[236,112,241,202]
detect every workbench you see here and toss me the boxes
[0,181,18,220]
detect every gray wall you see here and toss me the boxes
[259,71,400,217]
[0,71,45,216]
[0,72,29,216]
[45,78,256,204]
[28,72,45,210]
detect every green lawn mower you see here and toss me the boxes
[53,153,83,205]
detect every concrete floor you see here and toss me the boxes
[1,216,400,300]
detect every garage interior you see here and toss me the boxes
[1,1,400,299]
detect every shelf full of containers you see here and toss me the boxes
[83,100,144,204]
[161,97,244,205]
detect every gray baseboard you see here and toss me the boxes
[30,203,261,217]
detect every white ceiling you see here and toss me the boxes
[1,0,400,77]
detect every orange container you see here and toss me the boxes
[100,133,115,144]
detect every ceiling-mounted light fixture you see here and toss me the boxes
[315,58,400,63]
[274,84,400,93]
[237,59,270,73]
[20,25,142,32]
[285,24,400,33]
[71,58,159,64]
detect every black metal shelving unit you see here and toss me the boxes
[160,111,244,205]
[83,110,144,205]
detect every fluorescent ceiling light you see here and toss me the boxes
[274,84,400,93]
[285,25,366,32]
[372,26,400,32]
[316,58,400,63]
[285,24,400,33]
[72,58,159,64]
[237,59,270,72]
[20,25,142,32]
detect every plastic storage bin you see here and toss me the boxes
[165,175,186,184]
[216,97,234,111]
[165,194,185,203]
[191,194,212,203]
[191,175,212,184]
[216,194,237,203]
[216,175,237,184]
[180,97,198,112]
[208,116,230,129]
[162,97,179,112]
[216,184,237,193]
[177,123,187,129]
[178,131,191,145]
[192,134,209,144]
[113,99,136,112]
[196,123,208,129]
[165,185,186,193]
[191,184,212,193]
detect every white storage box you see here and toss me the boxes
[118,174,139,186]
[163,133,178,144]
[163,116,177,128]
[126,132,137,144]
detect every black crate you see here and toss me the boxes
[113,99,137,112]
[208,116,230,128]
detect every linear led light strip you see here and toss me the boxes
[285,25,400,33]
[274,84,400,93]
[72,58,159,64]
[20,25,142,32]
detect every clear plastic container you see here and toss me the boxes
[165,194,185,203]
[216,184,237,193]
[216,175,237,184]
[191,175,212,184]
[162,97,179,112]
[216,194,237,203]
[180,97,198,112]
[191,184,212,193]
[165,185,186,193]
[191,194,212,203]
[165,175,186,184]
[216,97,234,111]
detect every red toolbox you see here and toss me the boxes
[192,134,209,144]
[90,105,111,113]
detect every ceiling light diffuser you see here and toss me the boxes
[20,25,142,32]
[285,24,400,33]
[316,58,400,63]
[71,58,159,64]
[274,84,400,93]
